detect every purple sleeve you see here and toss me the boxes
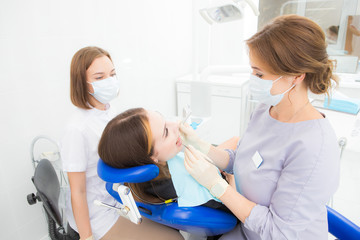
[223,138,242,173]
[224,149,236,173]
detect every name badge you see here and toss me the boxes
[252,151,263,169]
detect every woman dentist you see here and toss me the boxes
[61,47,183,240]
[181,15,340,239]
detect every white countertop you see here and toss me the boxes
[317,107,360,154]
[176,74,249,87]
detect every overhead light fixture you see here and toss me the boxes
[199,0,259,24]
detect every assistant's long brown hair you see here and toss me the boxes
[70,46,112,109]
[98,108,170,203]
[246,14,338,97]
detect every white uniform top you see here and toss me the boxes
[61,105,121,240]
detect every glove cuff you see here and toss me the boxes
[210,179,229,199]
[199,140,211,155]
[81,236,94,240]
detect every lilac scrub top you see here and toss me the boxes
[220,104,340,240]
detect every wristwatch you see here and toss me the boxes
[210,180,228,198]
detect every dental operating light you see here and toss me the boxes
[199,0,259,24]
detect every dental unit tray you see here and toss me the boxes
[311,98,360,115]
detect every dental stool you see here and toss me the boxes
[27,159,79,240]
[97,158,237,237]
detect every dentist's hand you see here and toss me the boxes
[180,123,211,155]
[184,145,228,198]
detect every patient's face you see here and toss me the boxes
[147,110,183,164]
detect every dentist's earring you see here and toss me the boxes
[154,159,159,163]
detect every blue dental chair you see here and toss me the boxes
[97,159,360,239]
[97,158,237,237]
[327,206,360,240]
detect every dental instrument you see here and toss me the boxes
[182,106,192,124]
[182,111,192,125]
[183,144,215,166]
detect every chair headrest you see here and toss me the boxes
[97,158,159,183]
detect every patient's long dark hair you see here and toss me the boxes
[98,108,170,203]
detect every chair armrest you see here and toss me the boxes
[327,206,360,240]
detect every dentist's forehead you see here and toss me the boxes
[249,52,273,74]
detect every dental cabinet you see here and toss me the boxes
[176,74,249,145]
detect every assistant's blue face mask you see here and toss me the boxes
[249,74,295,106]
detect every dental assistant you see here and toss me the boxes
[61,46,183,240]
[181,15,340,239]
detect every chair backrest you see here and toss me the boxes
[327,206,360,240]
[33,159,62,227]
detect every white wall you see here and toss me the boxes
[0,0,193,239]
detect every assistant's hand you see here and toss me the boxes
[184,145,228,198]
[180,123,211,154]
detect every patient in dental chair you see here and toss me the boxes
[98,108,236,211]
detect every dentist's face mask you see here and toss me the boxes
[249,74,295,106]
[88,76,120,104]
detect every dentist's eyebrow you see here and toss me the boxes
[93,68,116,76]
[251,66,264,73]
[92,72,104,76]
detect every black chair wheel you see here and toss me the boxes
[27,193,37,205]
